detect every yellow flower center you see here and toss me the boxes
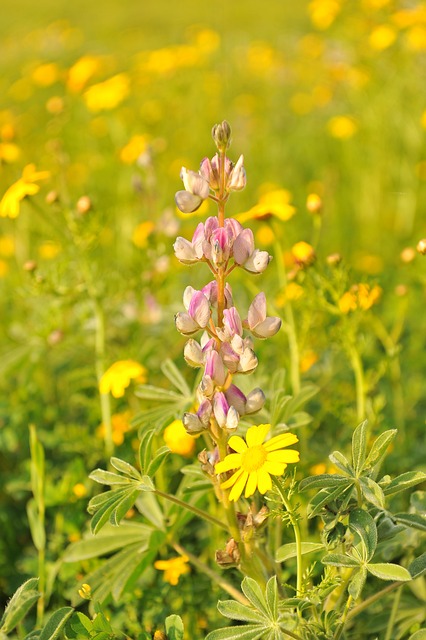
[242,445,267,472]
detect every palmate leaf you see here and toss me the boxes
[276,542,324,563]
[307,483,354,519]
[382,471,426,496]
[161,358,192,397]
[329,451,355,476]
[63,522,153,562]
[349,508,377,562]
[241,577,269,617]
[352,420,368,474]
[205,625,267,640]
[366,563,411,581]
[0,578,40,634]
[409,552,426,579]
[359,476,385,508]
[348,566,367,600]
[88,487,140,534]
[322,554,360,568]
[38,607,74,640]
[217,601,266,624]
[299,474,349,491]
[363,429,397,473]
[394,512,426,532]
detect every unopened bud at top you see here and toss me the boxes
[306,193,322,215]
[212,120,232,152]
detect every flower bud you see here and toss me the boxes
[245,388,266,414]
[211,227,231,267]
[175,190,204,213]
[227,155,246,191]
[243,249,271,274]
[184,339,204,367]
[200,156,220,190]
[245,292,281,338]
[212,120,232,151]
[416,238,426,255]
[306,193,322,215]
[224,384,247,415]
[180,167,210,199]
[173,237,198,264]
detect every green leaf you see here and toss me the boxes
[147,446,171,477]
[364,429,397,471]
[89,487,140,534]
[240,577,268,617]
[205,625,266,640]
[349,508,377,562]
[409,552,426,579]
[69,611,92,636]
[29,425,45,503]
[265,577,278,620]
[348,566,367,600]
[139,475,155,491]
[299,474,349,491]
[161,359,192,397]
[38,607,74,640]
[139,428,156,474]
[322,554,360,568]
[135,491,164,529]
[134,384,183,402]
[329,451,355,476]
[0,579,40,633]
[281,384,319,420]
[307,484,353,519]
[409,630,426,640]
[27,499,46,551]
[382,471,426,496]
[165,614,185,640]
[110,457,141,480]
[276,542,324,563]
[352,420,368,474]
[367,563,411,581]
[359,476,385,509]
[394,513,426,532]
[89,469,132,486]
[217,601,265,624]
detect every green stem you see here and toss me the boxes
[346,581,402,622]
[272,477,303,597]
[94,298,113,458]
[348,342,366,422]
[154,489,228,531]
[334,594,353,640]
[384,586,402,640]
[172,542,250,606]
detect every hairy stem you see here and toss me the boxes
[154,488,228,531]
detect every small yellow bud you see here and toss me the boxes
[416,238,426,255]
[400,247,416,263]
[78,583,92,599]
[153,632,167,640]
[326,252,342,266]
[76,195,92,214]
[306,193,322,215]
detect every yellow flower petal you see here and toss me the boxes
[246,423,270,448]
[267,449,300,464]
[264,433,299,451]
[215,453,242,474]
[229,470,249,501]
[257,468,272,494]
[227,435,248,453]
[220,467,244,490]
[244,470,258,498]
[263,460,286,476]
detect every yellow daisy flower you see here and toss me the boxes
[154,555,190,585]
[0,164,50,218]
[99,360,147,398]
[237,188,296,224]
[215,424,299,502]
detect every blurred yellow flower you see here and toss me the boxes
[255,224,275,246]
[307,193,322,214]
[132,221,155,249]
[72,483,87,498]
[0,142,21,163]
[0,164,50,218]
[292,241,315,266]
[0,235,15,257]
[237,188,295,223]
[120,135,150,164]
[369,25,397,51]
[405,25,426,51]
[46,96,65,115]
[67,55,102,93]
[327,116,357,139]
[99,360,147,398]
[31,62,60,87]
[275,282,304,308]
[154,555,190,585]
[163,419,195,457]
[84,74,130,112]
[97,411,133,445]
[38,241,61,260]
[0,260,9,277]
[308,0,342,30]
[339,284,382,313]
[300,350,319,373]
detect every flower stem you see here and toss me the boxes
[384,586,402,640]
[93,298,113,458]
[272,477,303,597]
[154,489,228,531]
[172,542,250,606]
[333,594,353,640]
[347,342,366,422]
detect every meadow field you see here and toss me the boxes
[0,1,425,639]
